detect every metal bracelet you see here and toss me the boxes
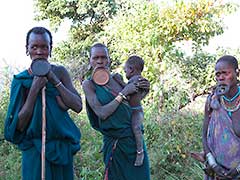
[137,149,144,154]
[119,92,127,100]
[115,95,123,103]
[236,164,240,174]
[206,152,217,168]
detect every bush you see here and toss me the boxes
[144,97,205,180]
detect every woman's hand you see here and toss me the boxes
[31,76,48,91]
[224,168,239,179]
[46,69,58,85]
[136,77,150,90]
[136,77,150,99]
[121,82,138,96]
[212,165,228,179]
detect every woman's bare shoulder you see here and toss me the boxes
[82,79,94,90]
[51,64,66,72]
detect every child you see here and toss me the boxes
[124,55,148,166]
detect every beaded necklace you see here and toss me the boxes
[220,86,240,117]
[222,86,240,102]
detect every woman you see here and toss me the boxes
[82,43,151,180]
[202,55,240,179]
[4,26,82,180]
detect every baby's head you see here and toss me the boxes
[124,55,144,80]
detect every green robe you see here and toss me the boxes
[4,70,81,180]
[86,83,150,180]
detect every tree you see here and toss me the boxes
[34,0,120,79]
[34,0,238,111]
[100,0,238,111]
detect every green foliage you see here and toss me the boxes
[0,65,12,139]
[177,50,216,95]
[35,0,118,27]
[0,142,21,180]
[34,0,121,81]
[0,65,21,180]
[147,114,203,179]
[71,112,104,179]
[102,0,237,111]
[144,97,205,180]
[33,0,238,111]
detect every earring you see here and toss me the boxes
[26,51,29,56]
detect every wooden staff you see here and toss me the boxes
[41,86,46,180]
[30,59,50,180]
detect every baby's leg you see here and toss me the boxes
[132,111,144,166]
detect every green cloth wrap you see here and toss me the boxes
[86,84,150,180]
[4,70,81,180]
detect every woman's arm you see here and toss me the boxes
[47,65,82,113]
[82,79,137,120]
[17,76,47,132]
[202,95,211,154]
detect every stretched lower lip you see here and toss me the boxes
[217,83,227,86]
[95,65,105,68]
[216,84,230,95]
[33,58,47,61]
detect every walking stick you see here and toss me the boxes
[41,86,46,180]
[31,59,51,180]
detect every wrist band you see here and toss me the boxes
[137,149,144,154]
[115,95,123,103]
[206,152,217,168]
[236,164,240,174]
[55,81,62,87]
[119,92,127,100]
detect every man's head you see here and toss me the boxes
[89,43,110,69]
[124,55,144,80]
[215,55,239,89]
[26,27,52,61]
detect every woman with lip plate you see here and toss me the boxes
[202,55,240,179]
[4,26,82,180]
[82,43,151,180]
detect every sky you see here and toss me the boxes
[0,0,240,72]
[0,0,69,71]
